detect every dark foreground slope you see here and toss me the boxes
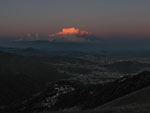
[0,51,69,107]
[95,86,150,113]
[6,71,150,113]
[48,86,150,113]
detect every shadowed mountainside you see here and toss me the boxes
[0,51,70,106]
[7,71,150,113]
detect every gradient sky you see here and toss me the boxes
[0,0,150,38]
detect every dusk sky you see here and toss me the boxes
[0,0,150,38]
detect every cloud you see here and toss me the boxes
[48,27,91,37]
[48,27,97,42]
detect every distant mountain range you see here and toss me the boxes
[1,39,150,57]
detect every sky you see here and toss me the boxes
[0,0,150,38]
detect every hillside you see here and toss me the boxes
[45,86,150,113]
[6,71,150,113]
[0,51,70,106]
[95,86,150,113]
[104,61,150,74]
